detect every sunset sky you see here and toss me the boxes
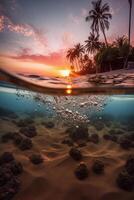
[0,0,134,76]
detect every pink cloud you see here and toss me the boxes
[7,49,68,67]
[0,15,4,31]
[0,15,48,48]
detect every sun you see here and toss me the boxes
[59,69,70,77]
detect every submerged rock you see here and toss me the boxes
[18,138,33,151]
[29,154,43,165]
[75,162,89,180]
[0,152,22,200]
[8,161,23,176]
[13,134,24,146]
[125,155,134,176]
[20,126,37,138]
[0,152,15,165]
[92,160,104,174]
[116,170,134,191]
[1,132,15,143]
[67,125,89,142]
[69,147,82,161]
[16,118,34,127]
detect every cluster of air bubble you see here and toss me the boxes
[16,88,109,125]
[52,95,108,125]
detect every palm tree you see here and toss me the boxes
[85,32,101,54]
[123,0,132,69]
[73,43,85,71]
[86,0,112,47]
[66,48,75,70]
[128,0,132,47]
[113,35,128,49]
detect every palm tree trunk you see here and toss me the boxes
[124,0,132,69]
[128,0,132,46]
[102,28,108,47]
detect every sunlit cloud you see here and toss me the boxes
[0,14,48,48]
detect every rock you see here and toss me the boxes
[125,155,134,176]
[18,138,33,151]
[67,125,89,142]
[89,134,99,144]
[62,138,73,146]
[29,154,43,165]
[69,147,82,161]
[116,170,134,191]
[13,134,24,146]
[0,152,15,165]
[92,160,104,174]
[0,175,20,200]
[0,167,13,186]
[16,118,34,127]
[0,157,22,199]
[8,161,23,176]
[1,132,15,143]
[20,126,37,138]
[75,162,89,180]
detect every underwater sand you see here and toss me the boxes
[0,84,134,200]
[0,116,134,200]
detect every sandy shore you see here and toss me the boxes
[0,117,134,200]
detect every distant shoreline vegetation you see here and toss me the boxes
[66,0,134,75]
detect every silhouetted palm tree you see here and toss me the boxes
[113,35,128,49]
[128,0,132,46]
[73,43,85,71]
[85,32,101,54]
[86,0,112,47]
[66,48,75,70]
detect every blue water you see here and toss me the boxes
[0,84,134,124]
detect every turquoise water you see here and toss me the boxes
[0,83,134,126]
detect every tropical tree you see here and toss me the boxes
[85,0,112,47]
[66,44,85,72]
[113,35,128,49]
[66,48,75,70]
[113,35,129,58]
[95,46,119,71]
[85,32,101,54]
[73,43,85,71]
[128,0,132,47]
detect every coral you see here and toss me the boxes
[67,125,89,142]
[116,170,134,191]
[29,154,43,165]
[18,138,33,151]
[69,147,82,161]
[75,162,89,180]
[92,160,104,174]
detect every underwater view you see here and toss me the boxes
[0,81,134,200]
